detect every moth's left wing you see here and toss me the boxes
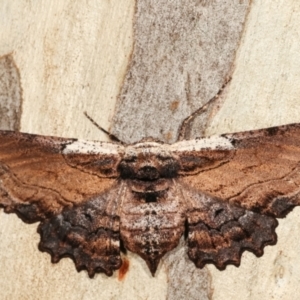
[172,124,300,217]
[178,185,278,269]
[171,124,300,269]
[170,124,300,269]
[0,130,124,222]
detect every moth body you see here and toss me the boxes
[1,124,300,277]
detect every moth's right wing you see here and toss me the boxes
[0,130,124,222]
[38,183,126,277]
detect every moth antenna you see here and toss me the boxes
[84,111,124,144]
[177,77,232,141]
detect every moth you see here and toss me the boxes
[1,124,300,277]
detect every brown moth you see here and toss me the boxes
[1,124,300,277]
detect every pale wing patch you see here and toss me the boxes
[63,140,124,155]
[170,136,234,152]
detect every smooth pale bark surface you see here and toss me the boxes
[1,0,300,299]
[0,55,22,131]
[112,0,250,144]
[0,0,134,141]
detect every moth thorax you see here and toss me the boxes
[118,148,180,180]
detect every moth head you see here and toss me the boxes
[118,142,180,180]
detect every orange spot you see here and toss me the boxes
[118,258,130,281]
[164,131,173,142]
[169,100,179,112]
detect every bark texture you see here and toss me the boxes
[112,0,250,143]
[0,55,22,131]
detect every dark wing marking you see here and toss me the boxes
[0,130,124,222]
[173,124,300,217]
[38,183,125,277]
[180,186,277,269]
